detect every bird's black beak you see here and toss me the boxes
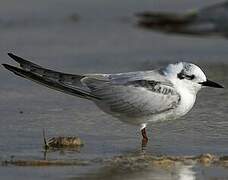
[199,79,224,88]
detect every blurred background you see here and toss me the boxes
[0,0,228,179]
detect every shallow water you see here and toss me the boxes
[0,0,228,179]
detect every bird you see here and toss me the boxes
[2,53,223,148]
[136,1,228,38]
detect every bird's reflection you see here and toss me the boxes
[178,165,196,180]
[74,152,196,180]
[136,1,228,39]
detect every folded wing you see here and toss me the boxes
[82,77,181,117]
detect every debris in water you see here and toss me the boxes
[43,129,84,150]
[107,153,228,170]
[2,159,89,166]
[1,153,228,167]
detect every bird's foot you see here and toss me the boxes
[141,137,148,152]
[141,127,148,151]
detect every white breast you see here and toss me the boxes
[175,87,196,117]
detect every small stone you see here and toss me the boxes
[198,153,214,165]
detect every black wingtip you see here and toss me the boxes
[7,52,42,68]
[2,63,11,70]
[8,53,32,66]
[7,52,23,62]
[8,53,16,59]
[2,64,20,75]
[2,63,27,78]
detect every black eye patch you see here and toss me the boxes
[177,72,195,80]
[177,72,185,79]
[186,74,195,80]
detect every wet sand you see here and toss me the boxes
[0,0,228,179]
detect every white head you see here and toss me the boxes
[162,62,223,94]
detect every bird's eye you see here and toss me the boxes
[186,75,195,80]
[177,72,195,80]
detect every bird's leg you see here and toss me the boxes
[141,127,148,149]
